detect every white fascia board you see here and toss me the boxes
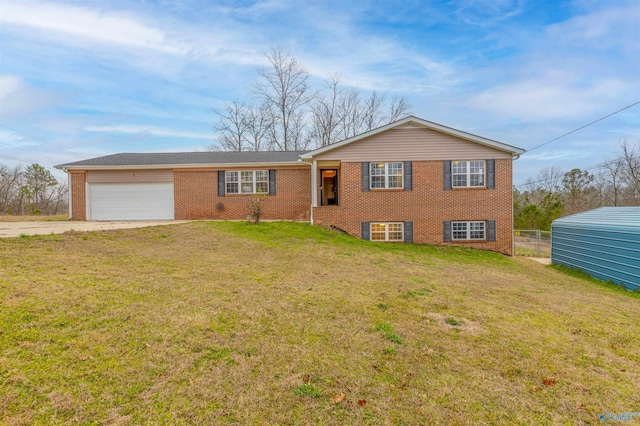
[301,115,526,159]
[56,161,309,171]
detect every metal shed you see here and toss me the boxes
[551,207,640,291]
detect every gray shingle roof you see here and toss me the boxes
[56,151,308,168]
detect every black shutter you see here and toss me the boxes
[218,171,225,196]
[404,221,413,243]
[444,160,452,190]
[487,220,496,241]
[268,169,276,195]
[443,220,452,242]
[486,159,495,189]
[404,161,412,191]
[361,222,371,241]
[362,162,370,192]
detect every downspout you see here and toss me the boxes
[65,168,72,220]
[511,153,521,256]
[299,158,315,224]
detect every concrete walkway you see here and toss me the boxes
[528,257,552,265]
[0,220,192,238]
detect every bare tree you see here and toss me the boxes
[253,47,311,151]
[0,163,67,215]
[620,140,640,205]
[361,91,386,132]
[211,100,250,151]
[309,74,341,147]
[601,157,625,206]
[244,103,272,151]
[211,47,413,151]
[336,86,362,140]
[0,164,22,214]
[538,166,564,194]
[387,95,412,122]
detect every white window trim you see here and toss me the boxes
[370,222,404,242]
[225,170,269,194]
[370,162,404,189]
[452,221,486,240]
[452,160,485,188]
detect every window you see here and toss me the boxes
[452,160,485,187]
[452,221,485,240]
[370,162,403,189]
[225,170,269,194]
[371,222,404,241]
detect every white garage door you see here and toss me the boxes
[88,183,174,220]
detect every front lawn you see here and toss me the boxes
[1,222,638,425]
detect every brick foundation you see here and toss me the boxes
[312,160,513,255]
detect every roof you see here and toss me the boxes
[301,115,525,159]
[56,151,308,170]
[552,207,640,232]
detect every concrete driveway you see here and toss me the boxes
[0,220,192,238]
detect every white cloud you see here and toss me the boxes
[0,74,62,119]
[0,0,185,55]
[453,0,524,25]
[86,125,212,140]
[466,75,629,120]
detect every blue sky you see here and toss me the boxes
[0,0,638,185]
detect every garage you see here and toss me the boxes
[86,170,174,221]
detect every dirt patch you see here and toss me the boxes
[423,312,484,334]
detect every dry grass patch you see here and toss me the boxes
[1,221,638,425]
[0,214,67,222]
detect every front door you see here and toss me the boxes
[321,169,338,206]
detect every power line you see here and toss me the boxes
[0,153,32,164]
[514,157,624,188]
[525,101,640,153]
[0,140,65,165]
[0,123,88,160]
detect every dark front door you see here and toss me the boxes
[321,169,338,206]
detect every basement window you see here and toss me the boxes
[371,222,404,242]
[452,221,486,240]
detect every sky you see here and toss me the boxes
[0,0,638,186]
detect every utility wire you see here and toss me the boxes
[0,123,88,160]
[0,153,33,164]
[514,157,625,188]
[525,101,640,153]
[0,140,65,165]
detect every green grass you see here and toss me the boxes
[1,221,638,425]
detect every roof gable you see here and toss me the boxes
[301,115,525,159]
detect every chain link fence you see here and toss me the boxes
[514,229,551,257]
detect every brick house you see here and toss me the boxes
[56,116,525,255]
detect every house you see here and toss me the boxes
[551,207,640,291]
[55,116,525,255]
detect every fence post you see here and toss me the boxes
[536,229,540,256]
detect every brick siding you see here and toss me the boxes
[313,160,513,255]
[70,171,86,220]
[68,160,514,255]
[174,167,311,221]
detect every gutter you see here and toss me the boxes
[299,157,314,225]
[54,161,309,171]
[59,167,72,220]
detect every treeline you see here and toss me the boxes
[514,141,640,230]
[211,47,412,152]
[0,163,68,215]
